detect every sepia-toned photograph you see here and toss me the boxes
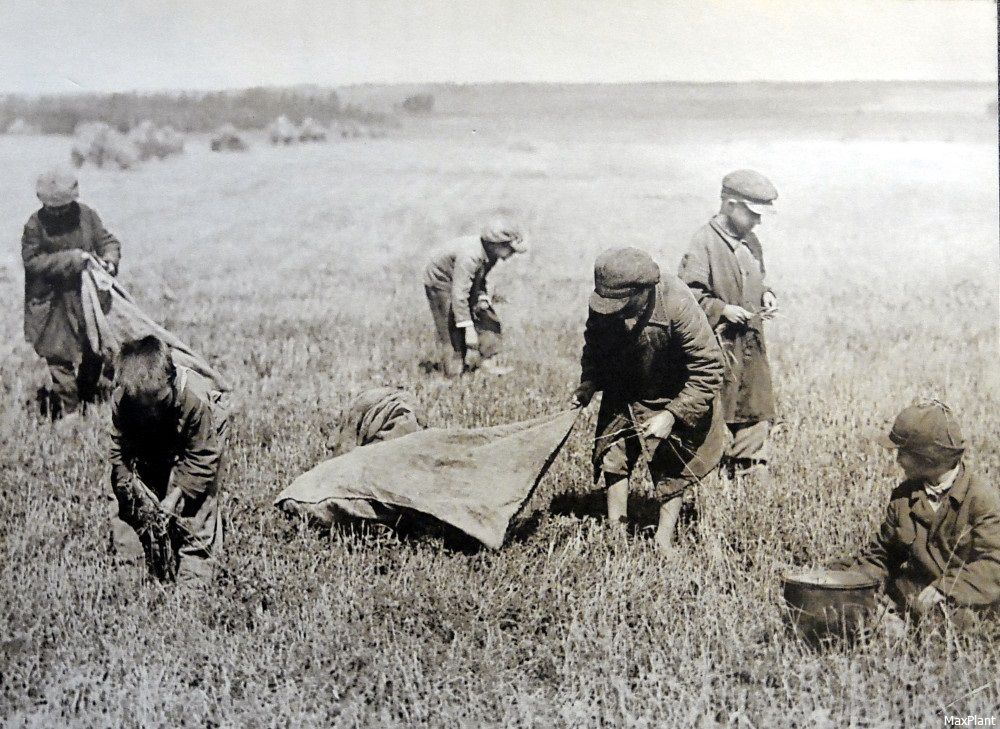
[1,1,997,725]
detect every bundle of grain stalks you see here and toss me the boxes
[210,124,248,152]
[333,120,386,139]
[268,115,298,145]
[5,118,39,135]
[112,473,181,582]
[298,117,327,142]
[70,121,138,170]
[128,120,185,161]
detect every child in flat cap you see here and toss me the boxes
[22,167,122,419]
[678,170,779,478]
[842,400,1000,628]
[423,216,526,377]
[573,247,726,556]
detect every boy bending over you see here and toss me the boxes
[110,335,228,586]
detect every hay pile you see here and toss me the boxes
[70,122,138,170]
[210,124,248,152]
[5,118,39,135]
[128,120,185,161]
[298,117,327,142]
[267,115,298,145]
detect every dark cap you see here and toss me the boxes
[589,247,660,315]
[878,399,966,463]
[721,169,778,215]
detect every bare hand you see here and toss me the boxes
[761,291,777,310]
[643,411,675,439]
[572,383,596,409]
[160,488,183,516]
[721,305,752,325]
[464,348,482,371]
[912,585,945,615]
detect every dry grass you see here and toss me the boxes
[0,85,997,727]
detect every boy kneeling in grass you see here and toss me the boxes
[109,335,228,586]
[843,399,1000,629]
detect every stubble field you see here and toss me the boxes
[0,83,998,727]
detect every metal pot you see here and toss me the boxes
[781,569,879,644]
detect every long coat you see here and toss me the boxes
[22,203,121,362]
[854,465,1000,608]
[678,216,775,424]
[579,275,725,481]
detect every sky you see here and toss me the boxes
[1,0,995,94]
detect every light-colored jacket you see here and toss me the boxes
[423,236,496,327]
[678,215,775,423]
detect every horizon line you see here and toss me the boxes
[2,78,995,98]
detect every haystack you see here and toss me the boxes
[298,118,327,142]
[71,122,138,170]
[5,118,39,135]
[210,124,248,152]
[268,115,298,145]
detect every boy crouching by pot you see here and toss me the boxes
[109,335,228,586]
[841,399,1000,629]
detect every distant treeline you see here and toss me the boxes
[0,87,389,135]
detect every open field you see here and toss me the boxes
[0,83,998,726]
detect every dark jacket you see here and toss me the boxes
[580,275,724,478]
[110,368,225,502]
[854,465,1000,608]
[678,216,775,423]
[22,202,121,361]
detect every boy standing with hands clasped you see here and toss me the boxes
[679,170,779,477]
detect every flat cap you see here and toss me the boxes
[878,399,965,463]
[36,167,79,207]
[481,216,527,253]
[721,169,777,215]
[590,247,660,315]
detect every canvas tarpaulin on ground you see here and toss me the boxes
[80,262,230,391]
[275,409,579,549]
